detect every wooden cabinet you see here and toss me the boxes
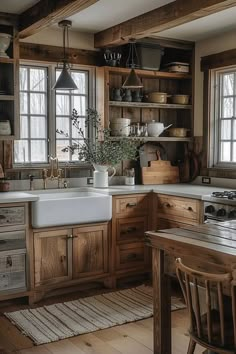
[73,224,108,279]
[0,18,19,139]
[33,223,109,290]
[96,66,193,146]
[34,228,72,286]
[154,193,203,276]
[112,194,151,281]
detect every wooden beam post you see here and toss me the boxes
[19,0,99,39]
[94,0,236,48]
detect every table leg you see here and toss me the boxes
[152,248,171,354]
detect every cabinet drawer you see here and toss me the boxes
[156,195,200,224]
[156,218,191,230]
[116,216,147,243]
[115,195,148,215]
[0,206,25,227]
[116,243,145,270]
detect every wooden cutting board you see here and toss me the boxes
[141,159,179,185]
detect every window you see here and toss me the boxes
[211,67,236,166]
[14,66,48,163]
[14,63,94,165]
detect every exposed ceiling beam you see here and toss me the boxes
[19,0,99,38]
[94,0,236,48]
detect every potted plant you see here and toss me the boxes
[57,108,139,187]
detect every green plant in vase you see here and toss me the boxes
[56,108,139,187]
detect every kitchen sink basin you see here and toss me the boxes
[31,190,112,228]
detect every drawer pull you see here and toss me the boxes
[127,253,137,260]
[188,206,193,211]
[127,227,137,233]
[0,215,6,220]
[126,202,137,207]
[6,256,12,267]
[164,202,171,208]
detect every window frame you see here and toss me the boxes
[210,65,236,168]
[14,61,96,168]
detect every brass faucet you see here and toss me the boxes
[42,157,66,189]
[49,156,58,179]
[42,169,48,189]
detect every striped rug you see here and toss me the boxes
[5,285,185,345]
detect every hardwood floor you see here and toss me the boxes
[0,288,204,354]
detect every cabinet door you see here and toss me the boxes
[34,229,72,287]
[73,224,109,279]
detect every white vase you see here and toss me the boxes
[93,164,116,188]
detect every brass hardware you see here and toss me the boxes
[67,235,78,239]
[127,253,138,260]
[60,255,66,263]
[126,202,137,207]
[42,169,48,189]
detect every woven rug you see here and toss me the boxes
[5,285,185,345]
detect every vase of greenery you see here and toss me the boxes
[57,108,138,188]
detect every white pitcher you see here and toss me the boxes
[93,164,116,188]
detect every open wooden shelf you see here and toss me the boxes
[102,66,192,80]
[109,101,192,110]
[0,95,15,101]
[109,136,193,142]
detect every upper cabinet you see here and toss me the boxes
[96,42,194,143]
[0,19,19,140]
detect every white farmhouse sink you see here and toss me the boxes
[31,191,112,228]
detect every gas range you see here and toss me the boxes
[203,190,236,223]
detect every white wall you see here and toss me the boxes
[21,27,96,51]
[195,29,236,136]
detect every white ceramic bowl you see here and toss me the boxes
[0,33,12,58]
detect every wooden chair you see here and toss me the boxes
[175,258,235,354]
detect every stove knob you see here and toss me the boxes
[228,209,236,218]
[216,208,226,217]
[205,205,215,214]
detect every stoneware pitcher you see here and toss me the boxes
[93,164,116,188]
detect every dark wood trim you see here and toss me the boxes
[201,48,236,71]
[0,12,18,27]
[19,0,98,38]
[94,0,236,48]
[19,42,101,66]
[202,71,210,170]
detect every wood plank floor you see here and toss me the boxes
[0,289,204,354]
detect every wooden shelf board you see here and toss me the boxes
[0,95,14,101]
[104,66,191,80]
[0,58,15,64]
[109,101,192,110]
[109,136,193,142]
[0,135,15,140]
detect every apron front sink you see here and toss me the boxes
[31,191,112,228]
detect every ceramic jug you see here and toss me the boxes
[93,164,116,188]
[123,89,132,102]
[111,88,123,101]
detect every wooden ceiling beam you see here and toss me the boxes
[94,0,236,48]
[19,0,99,38]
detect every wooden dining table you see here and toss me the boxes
[145,221,236,354]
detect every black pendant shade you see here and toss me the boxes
[52,62,77,90]
[52,20,78,91]
[122,68,143,88]
[122,39,143,89]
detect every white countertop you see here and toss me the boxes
[0,184,231,204]
[0,191,39,204]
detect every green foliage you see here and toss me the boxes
[56,108,138,166]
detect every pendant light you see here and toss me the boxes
[122,39,143,89]
[52,20,77,90]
